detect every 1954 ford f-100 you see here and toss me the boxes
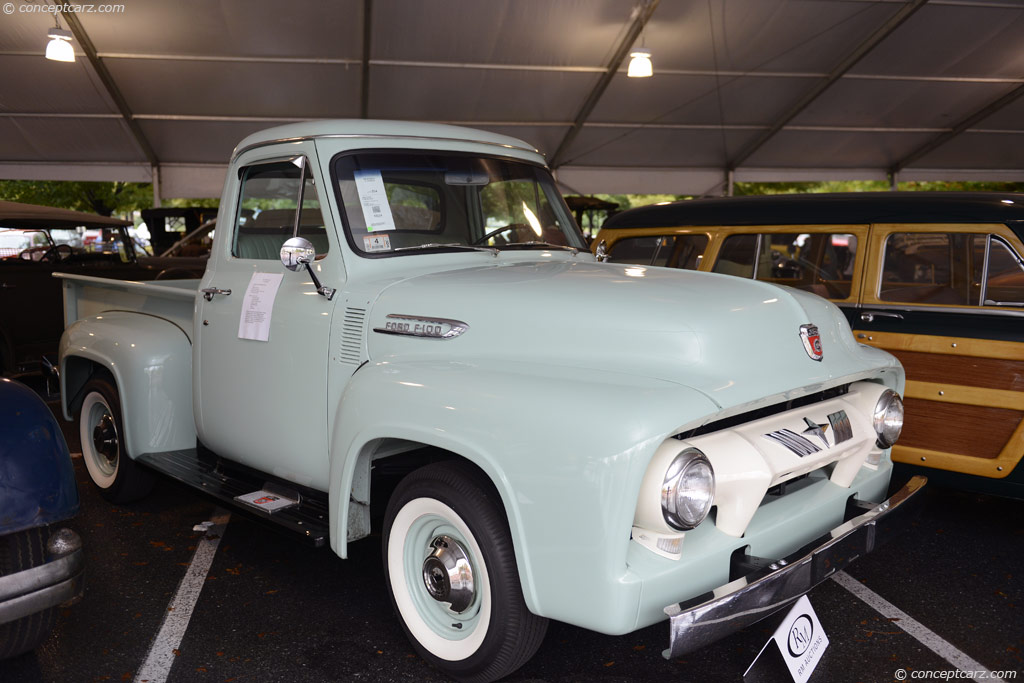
[57,120,923,682]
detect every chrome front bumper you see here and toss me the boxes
[663,475,926,659]
[0,528,84,626]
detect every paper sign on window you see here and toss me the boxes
[237,272,284,342]
[354,170,397,232]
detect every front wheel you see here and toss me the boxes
[78,377,154,503]
[383,462,547,683]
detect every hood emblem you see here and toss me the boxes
[374,314,469,340]
[799,324,823,361]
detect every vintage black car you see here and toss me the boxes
[0,201,204,383]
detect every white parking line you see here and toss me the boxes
[134,509,231,683]
[832,571,1007,683]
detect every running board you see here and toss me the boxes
[136,449,330,547]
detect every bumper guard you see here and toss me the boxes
[0,528,84,626]
[663,475,926,659]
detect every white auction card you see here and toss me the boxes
[237,271,284,342]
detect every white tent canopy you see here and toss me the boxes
[1,0,1022,198]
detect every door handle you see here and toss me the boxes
[201,287,232,302]
[860,311,904,323]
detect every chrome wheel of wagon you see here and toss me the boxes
[78,377,154,503]
[383,462,547,683]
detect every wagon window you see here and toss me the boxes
[982,237,1024,306]
[712,234,758,278]
[880,233,972,306]
[713,232,857,298]
[607,234,708,268]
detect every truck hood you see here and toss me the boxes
[365,259,897,411]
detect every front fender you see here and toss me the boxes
[59,312,195,458]
[328,359,719,631]
[0,379,79,534]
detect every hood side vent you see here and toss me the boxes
[340,307,366,365]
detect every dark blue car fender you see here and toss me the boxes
[0,378,79,534]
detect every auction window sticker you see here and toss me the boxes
[353,170,397,232]
[363,234,392,252]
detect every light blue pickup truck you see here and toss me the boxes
[57,120,923,682]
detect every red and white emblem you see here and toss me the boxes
[799,324,823,361]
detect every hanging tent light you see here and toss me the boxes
[628,48,653,78]
[45,19,75,63]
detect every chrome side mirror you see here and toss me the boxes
[595,239,609,262]
[280,236,335,300]
[280,236,316,271]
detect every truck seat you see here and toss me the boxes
[236,208,330,260]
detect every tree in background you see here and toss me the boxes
[0,180,154,217]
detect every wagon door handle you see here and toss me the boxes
[201,287,232,301]
[860,311,904,323]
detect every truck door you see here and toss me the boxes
[194,147,342,490]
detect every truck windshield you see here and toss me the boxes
[332,151,586,256]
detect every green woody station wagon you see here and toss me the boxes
[596,192,1024,499]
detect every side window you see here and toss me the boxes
[982,237,1024,306]
[607,234,708,269]
[712,232,858,298]
[712,234,758,277]
[607,236,666,265]
[234,159,327,260]
[880,233,974,306]
[763,233,858,298]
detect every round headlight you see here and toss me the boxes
[873,389,904,448]
[661,449,715,531]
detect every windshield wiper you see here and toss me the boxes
[502,241,580,255]
[392,243,498,256]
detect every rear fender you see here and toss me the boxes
[59,312,195,458]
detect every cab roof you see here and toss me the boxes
[232,119,541,160]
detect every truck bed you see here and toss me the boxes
[56,273,198,338]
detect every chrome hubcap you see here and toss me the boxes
[421,535,475,613]
[92,413,118,469]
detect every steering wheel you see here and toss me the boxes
[44,244,75,262]
[472,223,533,246]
